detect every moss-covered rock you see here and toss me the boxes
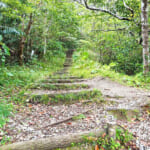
[108,108,140,121]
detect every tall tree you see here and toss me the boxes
[19,13,33,65]
[141,0,149,74]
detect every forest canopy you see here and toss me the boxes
[0,0,149,75]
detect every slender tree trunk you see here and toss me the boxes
[141,0,149,74]
[43,15,47,55]
[19,18,25,66]
[43,37,47,55]
[19,13,33,65]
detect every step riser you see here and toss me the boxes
[42,79,86,83]
[29,90,103,105]
[49,77,82,79]
[30,84,89,90]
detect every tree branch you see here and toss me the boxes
[74,0,133,21]
[25,13,33,35]
[123,0,134,17]
[91,28,126,32]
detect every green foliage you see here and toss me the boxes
[0,136,11,145]
[0,35,10,65]
[111,39,142,75]
[70,50,150,90]
[0,99,13,128]
[0,53,65,88]
[96,137,121,150]
[0,0,80,64]
[84,128,133,150]
[91,29,142,75]
[72,114,86,120]
[116,128,133,144]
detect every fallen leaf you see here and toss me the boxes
[100,146,105,150]
[39,111,45,115]
[102,133,106,138]
[28,104,32,108]
[67,122,72,125]
[29,122,35,125]
[95,145,99,150]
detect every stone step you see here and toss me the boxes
[30,83,89,90]
[49,76,82,79]
[65,58,72,60]
[54,72,67,75]
[63,64,71,67]
[27,89,103,105]
[54,70,69,75]
[65,58,72,62]
[41,79,87,83]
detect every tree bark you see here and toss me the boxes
[141,0,149,74]
[19,13,33,65]
[0,128,109,150]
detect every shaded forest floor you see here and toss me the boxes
[1,52,150,150]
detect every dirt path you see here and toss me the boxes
[1,50,150,150]
[89,77,150,149]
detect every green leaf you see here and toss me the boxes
[0,35,2,41]
[6,72,14,77]
[2,44,10,56]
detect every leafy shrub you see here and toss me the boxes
[0,35,10,65]
[113,44,142,75]
[0,100,13,128]
[91,30,143,75]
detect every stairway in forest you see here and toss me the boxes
[27,49,103,106]
[2,49,144,150]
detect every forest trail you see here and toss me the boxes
[2,50,150,150]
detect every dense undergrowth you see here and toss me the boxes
[70,49,150,90]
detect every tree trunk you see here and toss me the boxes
[43,36,47,55]
[141,0,149,74]
[19,36,25,65]
[19,13,33,65]
[43,15,47,55]
[0,128,110,150]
